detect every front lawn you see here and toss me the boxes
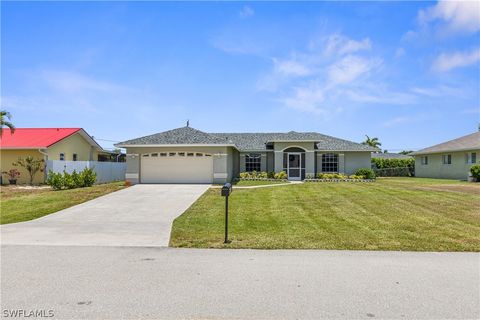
[233,180,289,186]
[170,178,480,251]
[1,182,126,224]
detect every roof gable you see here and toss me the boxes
[412,132,480,155]
[1,128,81,148]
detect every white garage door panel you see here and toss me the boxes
[141,156,213,183]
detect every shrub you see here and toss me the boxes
[258,171,268,179]
[355,168,376,179]
[267,171,275,179]
[470,164,480,180]
[239,172,249,179]
[306,174,314,179]
[322,174,335,179]
[2,169,20,180]
[46,168,97,190]
[274,171,287,180]
[80,168,96,187]
[349,175,362,179]
[46,171,64,190]
[316,173,324,179]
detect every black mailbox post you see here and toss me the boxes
[221,183,233,243]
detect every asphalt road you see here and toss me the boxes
[1,245,479,320]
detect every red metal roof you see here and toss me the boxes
[0,128,82,148]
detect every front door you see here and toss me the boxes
[287,153,301,181]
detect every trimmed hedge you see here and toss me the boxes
[46,168,97,190]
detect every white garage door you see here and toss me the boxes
[140,152,213,184]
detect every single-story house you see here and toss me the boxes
[0,128,104,184]
[115,126,377,184]
[411,131,479,180]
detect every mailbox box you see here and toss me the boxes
[221,183,232,197]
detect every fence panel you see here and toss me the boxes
[46,160,126,183]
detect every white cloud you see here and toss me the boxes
[411,85,465,97]
[273,58,312,77]
[327,55,379,85]
[395,47,406,58]
[239,6,254,18]
[432,47,480,72]
[382,116,415,128]
[419,0,480,34]
[324,34,371,56]
[38,70,125,93]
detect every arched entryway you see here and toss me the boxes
[283,147,306,180]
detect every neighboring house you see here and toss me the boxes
[371,153,412,160]
[0,128,104,184]
[115,126,377,184]
[411,132,480,180]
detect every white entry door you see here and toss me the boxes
[141,153,213,184]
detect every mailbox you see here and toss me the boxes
[221,183,232,197]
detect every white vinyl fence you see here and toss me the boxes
[46,160,126,183]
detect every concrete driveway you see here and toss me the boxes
[0,184,210,247]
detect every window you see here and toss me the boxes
[142,154,149,157]
[204,154,212,157]
[169,152,176,157]
[421,156,428,165]
[442,154,452,164]
[178,152,185,157]
[187,153,194,157]
[59,153,65,161]
[322,153,338,172]
[466,152,477,164]
[245,153,261,172]
[196,153,203,157]
[72,153,78,161]
[159,153,167,157]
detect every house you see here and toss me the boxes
[0,128,104,184]
[115,126,377,184]
[411,132,480,180]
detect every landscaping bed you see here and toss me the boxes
[170,177,480,251]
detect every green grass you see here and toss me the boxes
[233,180,289,186]
[170,178,480,251]
[1,182,126,224]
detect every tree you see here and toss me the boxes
[399,150,413,155]
[362,135,382,149]
[0,110,15,137]
[13,156,45,185]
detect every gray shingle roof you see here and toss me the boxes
[117,126,377,152]
[116,126,232,146]
[411,132,480,155]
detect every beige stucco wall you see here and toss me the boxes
[46,133,98,161]
[414,150,479,180]
[0,149,45,185]
[316,151,371,175]
[125,146,235,184]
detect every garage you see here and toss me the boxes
[140,152,213,183]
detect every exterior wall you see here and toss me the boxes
[0,149,45,185]
[316,151,371,175]
[47,133,98,161]
[414,150,479,180]
[266,152,274,172]
[125,146,234,184]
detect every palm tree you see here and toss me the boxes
[362,135,382,149]
[0,110,15,137]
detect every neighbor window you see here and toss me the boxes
[72,153,78,161]
[245,153,261,172]
[59,153,65,161]
[322,153,338,172]
[196,153,203,157]
[442,154,452,164]
[178,152,185,157]
[150,153,158,157]
[421,156,428,165]
[159,153,167,157]
[169,152,176,157]
[187,153,194,157]
[466,152,477,164]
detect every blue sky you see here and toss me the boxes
[2,1,479,151]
